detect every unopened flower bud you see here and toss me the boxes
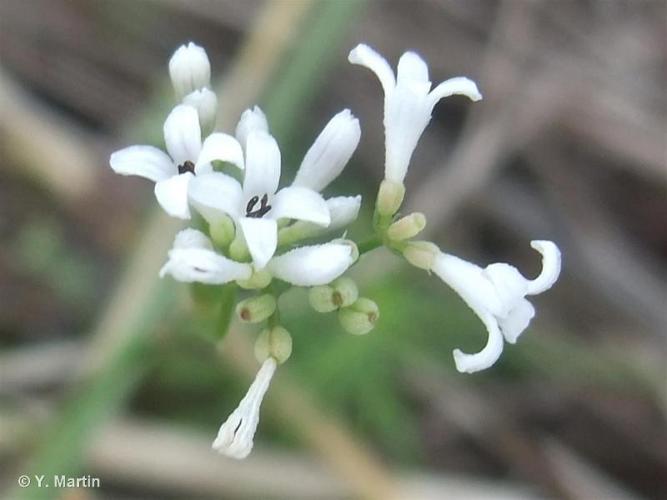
[237,269,272,290]
[183,88,217,132]
[338,298,379,335]
[331,277,359,308]
[255,326,292,364]
[308,285,336,312]
[209,215,235,248]
[169,42,211,99]
[403,240,440,270]
[236,294,276,323]
[387,213,426,242]
[236,106,269,150]
[376,179,405,217]
[308,277,359,313]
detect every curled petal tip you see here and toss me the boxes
[528,240,561,295]
[452,310,504,374]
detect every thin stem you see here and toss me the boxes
[357,235,383,256]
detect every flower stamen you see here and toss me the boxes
[246,193,272,218]
[177,160,195,175]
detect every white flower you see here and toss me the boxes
[267,242,356,286]
[431,240,561,374]
[169,42,211,99]
[348,43,482,184]
[189,131,331,270]
[159,229,252,284]
[110,104,244,219]
[292,109,361,192]
[213,357,276,459]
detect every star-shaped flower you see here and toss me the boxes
[110,104,244,219]
[189,107,363,269]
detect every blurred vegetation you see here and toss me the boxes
[0,0,665,499]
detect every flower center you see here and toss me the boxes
[178,160,195,175]
[245,194,271,218]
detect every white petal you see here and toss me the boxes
[527,240,562,295]
[188,172,243,223]
[238,217,278,269]
[154,172,193,219]
[396,51,430,87]
[163,104,202,166]
[109,145,176,182]
[428,77,482,105]
[270,187,330,226]
[499,298,535,344]
[172,228,213,250]
[168,42,211,99]
[293,110,361,192]
[326,195,362,231]
[348,44,396,95]
[159,247,252,284]
[182,88,218,131]
[383,85,433,183]
[213,358,276,459]
[243,131,281,198]
[453,308,505,374]
[235,106,269,150]
[482,263,529,317]
[267,243,354,286]
[196,133,245,171]
[432,252,506,318]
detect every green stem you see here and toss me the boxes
[357,235,383,256]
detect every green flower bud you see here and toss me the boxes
[331,277,359,308]
[229,234,250,261]
[237,269,272,289]
[255,326,292,364]
[309,277,359,313]
[403,240,440,270]
[338,298,379,335]
[387,212,426,242]
[308,285,337,312]
[376,179,405,217]
[209,216,235,248]
[236,294,277,323]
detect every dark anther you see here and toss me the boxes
[246,195,259,214]
[177,160,195,174]
[245,193,272,218]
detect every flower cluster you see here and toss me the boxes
[109,42,561,459]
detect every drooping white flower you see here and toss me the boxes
[431,240,561,374]
[348,43,482,184]
[110,104,244,219]
[267,242,356,286]
[159,229,252,284]
[189,131,331,269]
[213,357,277,459]
[292,109,361,192]
[169,42,211,99]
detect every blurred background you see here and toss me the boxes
[1,0,665,499]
